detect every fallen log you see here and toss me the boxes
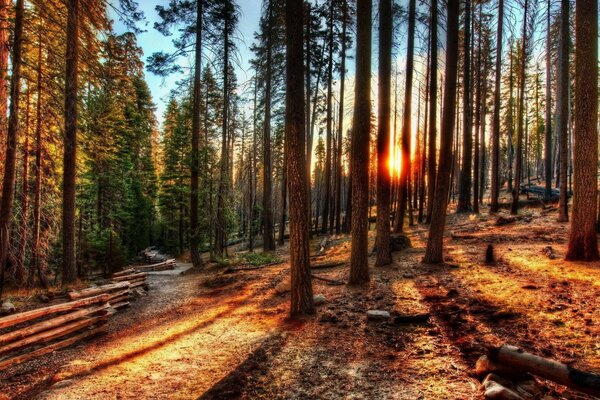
[0,294,110,330]
[488,344,600,397]
[0,302,109,347]
[67,282,130,300]
[112,268,136,278]
[0,324,107,370]
[311,274,344,285]
[111,272,147,283]
[311,261,347,270]
[0,313,108,356]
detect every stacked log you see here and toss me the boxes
[67,282,131,311]
[0,294,110,370]
[141,248,169,264]
[111,272,147,293]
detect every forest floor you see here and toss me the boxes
[2,195,600,399]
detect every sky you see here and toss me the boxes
[112,0,262,126]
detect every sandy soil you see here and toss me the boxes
[2,200,600,399]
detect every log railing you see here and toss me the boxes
[0,294,110,370]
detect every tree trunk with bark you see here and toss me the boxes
[566,0,598,261]
[426,0,438,223]
[375,0,392,267]
[285,0,314,315]
[557,0,569,222]
[457,0,472,213]
[263,2,275,251]
[61,0,79,284]
[190,0,204,267]
[0,0,25,296]
[424,0,459,264]
[394,0,416,233]
[349,0,371,285]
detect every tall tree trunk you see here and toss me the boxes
[473,5,482,214]
[305,3,312,230]
[457,0,473,213]
[544,0,553,199]
[349,0,371,285]
[511,0,528,215]
[426,0,438,223]
[0,0,8,175]
[15,90,31,284]
[557,0,569,222]
[335,1,347,235]
[215,10,230,257]
[490,0,503,212]
[263,2,275,251]
[286,0,314,315]
[375,0,392,267]
[31,25,47,289]
[0,0,24,296]
[190,0,204,267]
[394,0,416,233]
[424,0,459,264]
[321,1,334,234]
[62,0,78,284]
[566,0,598,260]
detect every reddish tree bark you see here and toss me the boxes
[566,0,599,261]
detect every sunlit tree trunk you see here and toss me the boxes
[0,0,8,175]
[566,0,598,260]
[0,0,24,296]
[286,0,314,315]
